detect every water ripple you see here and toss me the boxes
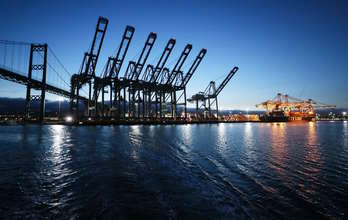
[0,122,347,219]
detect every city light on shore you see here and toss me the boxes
[65,116,73,122]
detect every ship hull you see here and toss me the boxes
[260,111,315,122]
[260,115,290,122]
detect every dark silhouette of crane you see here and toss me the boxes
[93,25,135,118]
[188,66,239,119]
[70,16,108,119]
[0,16,239,124]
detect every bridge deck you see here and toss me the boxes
[0,67,86,101]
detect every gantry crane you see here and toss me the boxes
[188,66,239,119]
[66,16,232,123]
[122,32,157,118]
[170,48,207,119]
[150,44,192,118]
[141,39,176,117]
[158,45,192,118]
[70,16,108,118]
[92,25,135,118]
[256,93,336,121]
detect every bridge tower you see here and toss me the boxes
[25,44,47,122]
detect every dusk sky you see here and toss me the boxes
[1,0,347,109]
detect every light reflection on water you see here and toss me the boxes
[305,122,321,168]
[46,125,74,186]
[50,125,64,162]
[270,123,287,175]
[0,122,347,219]
[243,123,257,163]
[344,121,348,151]
[178,124,193,154]
[216,123,227,155]
[129,125,142,161]
[243,122,252,145]
[181,125,192,145]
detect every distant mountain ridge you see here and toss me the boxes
[0,97,345,115]
[0,97,70,114]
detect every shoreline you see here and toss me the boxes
[0,119,346,126]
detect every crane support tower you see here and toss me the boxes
[70,16,108,119]
[188,66,239,119]
[65,16,238,124]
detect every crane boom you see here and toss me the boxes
[143,38,175,83]
[165,44,192,85]
[125,32,157,80]
[105,25,135,78]
[179,48,206,88]
[80,16,108,76]
[214,66,239,97]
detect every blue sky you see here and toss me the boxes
[0,0,347,109]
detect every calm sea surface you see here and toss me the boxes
[0,122,347,219]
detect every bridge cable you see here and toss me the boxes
[37,52,70,89]
[48,46,72,77]
[48,46,90,96]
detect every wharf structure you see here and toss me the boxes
[0,17,239,124]
[69,17,239,124]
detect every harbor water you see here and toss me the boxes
[0,122,347,219]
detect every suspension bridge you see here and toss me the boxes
[0,40,87,121]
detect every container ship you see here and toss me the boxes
[256,93,335,122]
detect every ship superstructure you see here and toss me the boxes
[256,93,335,121]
